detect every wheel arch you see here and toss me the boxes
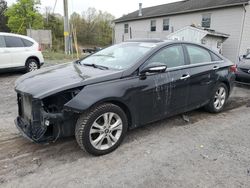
[25,56,40,67]
[220,80,231,96]
[66,98,134,129]
[104,100,133,128]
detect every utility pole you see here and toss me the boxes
[63,0,70,54]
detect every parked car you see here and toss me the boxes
[0,32,44,72]
[82,47,102,54]
[236,54,250,83]
[15,40,236,155]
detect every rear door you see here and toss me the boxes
[4,36,27,67]
[0,35,12,69]
[184,44,222,107]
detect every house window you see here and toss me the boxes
[151,20,156,32]
[202,13,211,28]
[124,24,129,34]
[163,18,169,31]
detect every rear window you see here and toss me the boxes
[5,36,25,48]
[186,45,212,64]
[0,36,6,47]
[22,38,34,47]
[210,52,222,61]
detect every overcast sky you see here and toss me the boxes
[6,0,181,18]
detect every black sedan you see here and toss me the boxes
[236,54,250,83]
[15,40,236,155]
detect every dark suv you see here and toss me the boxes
[236,53,250,83]
[15,40,236,155]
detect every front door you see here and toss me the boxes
[135,44,190,125]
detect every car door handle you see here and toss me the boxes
[212,66,220,70]
[180,74,190,80]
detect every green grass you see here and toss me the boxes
[42,51,85,67]
[42,51,78,60]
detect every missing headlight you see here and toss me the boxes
[42,88,82,113]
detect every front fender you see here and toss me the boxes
[64,78,137,115]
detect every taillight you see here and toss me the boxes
[229,64,237,73]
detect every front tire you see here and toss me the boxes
[205,83,228,113]
[75,103,128,156]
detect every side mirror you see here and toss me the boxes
[140,63,167,75]
[243,55,246,58]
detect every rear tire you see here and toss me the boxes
[205,83,228,113]
[26,58,39,72]
[75,103,128,156]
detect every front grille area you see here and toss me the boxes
[17,93,47,141]
[18,93,32,122]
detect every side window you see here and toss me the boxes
[22,39,33,47]
[124,24,129,34]
[163,18,169,31]
[210,52,222,61]
[186,45,212,64]
[5,36,25,48]
[202,13,211,28]
[147,45,185,68]
[0,36,6,48]
[150,20,156,32]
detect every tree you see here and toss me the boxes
[0,0,9,32]
[70,8,115,47]
[44,11,64,51]
[5,0,44,34]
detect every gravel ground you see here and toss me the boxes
[0,69,250,188]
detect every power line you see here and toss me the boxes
[52,0,57,14]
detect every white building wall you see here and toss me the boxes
[240,4,250,55]
[115,6,245,62]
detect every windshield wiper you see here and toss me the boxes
[83,63,109,70]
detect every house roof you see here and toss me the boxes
[115,0,249,23]
[192,25,230,38]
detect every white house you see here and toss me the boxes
[114,0,250,62]
[166,25,229,53]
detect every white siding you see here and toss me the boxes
[240,4,250,56]
[115,6,245,62]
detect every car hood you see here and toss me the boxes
[15,62,123,99]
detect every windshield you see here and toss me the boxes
[80,43,155,70]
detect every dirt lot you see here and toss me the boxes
[0,70,250,188]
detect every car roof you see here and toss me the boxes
[123,39,220,52]
[0,32,37,43]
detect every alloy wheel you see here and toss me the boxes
[89,112,123,150]
[28,61,38,71]
[214,87,226,110]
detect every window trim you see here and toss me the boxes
[150,20,156,32]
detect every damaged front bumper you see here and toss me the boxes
[15,93,76,143]
[15,110,65,143]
